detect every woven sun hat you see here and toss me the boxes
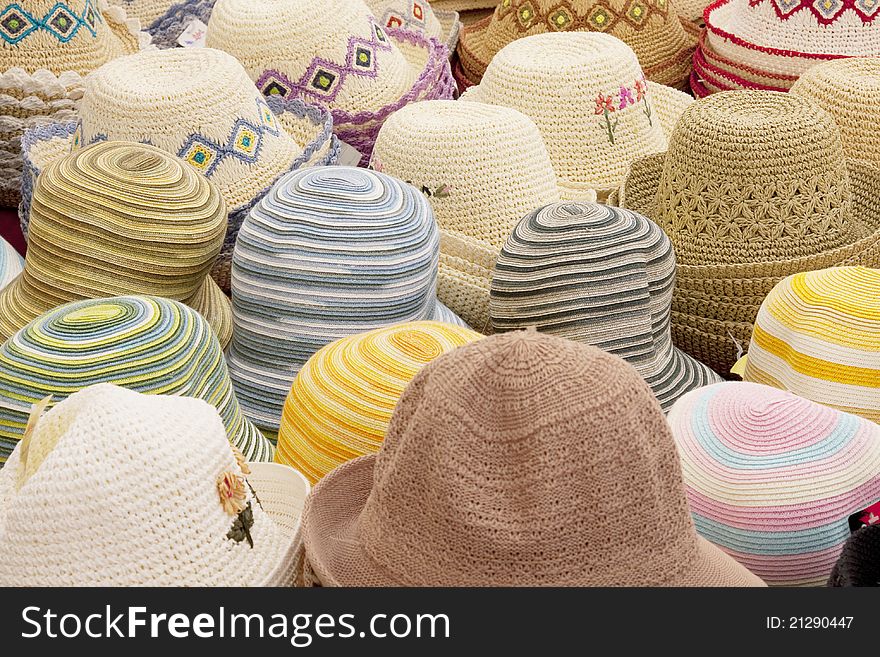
[741,267,880,424]
[456,0,697,90]
[619,91,880,375]
[275,321,482,485]
[204,0,455,167]
[0,295,273,465]
[0,141,232,346]
[490,202,721,412]
[668,381,880,586]
[17,47,338,293]
[294,330,765,586]
[110,0,175,27]
[370,99,562,331]
[366,0,462,52]
[828,524,880,586]
[459,33,694,201]
[227,166,467,436]
[0,235,23,292]
[0,0,148,207]
[0,383,310,586]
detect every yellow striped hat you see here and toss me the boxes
[743,267,880,423]
[275,321,481,483]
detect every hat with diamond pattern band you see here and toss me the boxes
[619,91,880,375]
[367,0,462,53]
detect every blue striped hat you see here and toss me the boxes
[227,165,465,432]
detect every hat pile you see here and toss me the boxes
[0,295,272,464]
[227,166,464,435]
[669,381,880,586]
[0,236,23,292]
[743,267,880,424]
[1,141,232,345]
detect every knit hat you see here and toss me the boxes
[742,267,880,424]
[227,166,467,435]
[668,381,880,586]
[366,0,462,52]
[0,141,232,345]
[0,383,309,586]
[370,99,562,331]
[456,0,697,89]
[17,47,338,293]
[460,32,693,201]
[491,203,720,411]
[205,0,455,166]
[296,331,765,586]
[275,321,482,485]
[0,236,22,291]
[620,91,880,375]
[0,0,148,207]
[828,525,880,587]
[0,296,272,465]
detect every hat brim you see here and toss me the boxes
[435,10,463,53]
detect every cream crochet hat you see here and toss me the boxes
[366,0,462,52]
[0,383,310,586]
[370,99,562,332]
[460,32,693,201]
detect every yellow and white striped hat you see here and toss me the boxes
[742,267,880,424]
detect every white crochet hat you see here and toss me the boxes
[0,383,310,586]
[366,0,462,52]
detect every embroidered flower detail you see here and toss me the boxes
[217,471,247,516]
[420,183,452,198]
[230,443,251,475]
[618,86,635,109]
[596,93,619,144]
[369,154,384,172]
[637,75,653,126]
[634,77,647,102]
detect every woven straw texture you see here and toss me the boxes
[460,32,693,200]
[0,235,23,291]
[228,166,466,435]
[296,331,765,586]
[113,0,176,26]
[828,524,880,586]
[490,202,720,412]
[366,0,462,52]
[276,321,482,484]
[370,99,561,331]
[668,382,880,586]
[0,296,272,465]
[456,0,697,89]
[433,0,498,9]
[620,91,880,374]
[743,267,880,424]
[0,141,231,345]
[0,383,305,586]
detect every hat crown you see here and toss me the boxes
[657,91,861,265]
[357,331,702,585]
[366,0,443,37]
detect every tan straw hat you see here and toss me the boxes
[295,331,765,586]
[370,99,563,331]
[620,91,880,374]
[461,32,693,201]
[366,0,463,52]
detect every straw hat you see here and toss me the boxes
[456,0,697,89]
[17,47,338,293]
[490,202,720,411]
[227,166,467,435]
[370,99,562,331]
[275,321,482,484]
[742,267,880,424]
[668,381,880,586]
[366,0,462,52]
[619,91,880,375]
[0,383,309,586]
[0,141,231,345]
[829,525,880,587]
[460,32,693,201]
[0,236,23,292]
[295,331,765,586]
[0,0,148,206]
[110,0,176,27]
[0,296,272,465]
[205,0,455,166]
[433,0,498,9]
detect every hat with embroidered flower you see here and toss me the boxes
[370,99,563,331]
[366,0,462,52]
[0,236,22,293]
[619,91,880,375]
[460,32,693,202]
[0,0,149,207]
[0,383,310,586]
[204,0,455,166]
[16,47,338,293]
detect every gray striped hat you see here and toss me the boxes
[490,202,720,412]
[227,165,465,433]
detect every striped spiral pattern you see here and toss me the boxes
[275,320,482,483]
[0,238,23,292]
[228,166,463,432]
[668,381,880,586]
[743,267,880,423]
[0,296,273,464]
[491,202,720,412]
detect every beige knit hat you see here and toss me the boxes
[370,99,563,331]
[366,0,462,52]
[620,91,880,374]
[460,32,693,201]
[295,331,766,587]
